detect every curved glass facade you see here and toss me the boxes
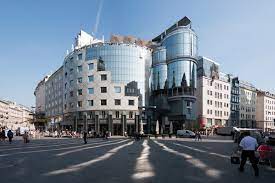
[167,59,197,88]
[152,47,167,90]
[151,27,198,90]
[152,47,166,65]
[162,28,197,59]
[85,43,152,105]
[152,64,167,90]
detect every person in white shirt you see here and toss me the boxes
[239,131,259,176]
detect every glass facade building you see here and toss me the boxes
[151,47,167,90]
[230,77,240,126]
[197,57,220,79]
[60,32,152,135]
[152,25,198,90]
[150,17,198,132]
[85,43,152,105]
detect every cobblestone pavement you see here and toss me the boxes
[0,136,274,183]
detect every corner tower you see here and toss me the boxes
[150,17,198,132]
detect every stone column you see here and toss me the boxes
[83,112,87,132]
[147,116,151,134]
[95,114,99,134]
[121,111,126,136]
[108,112,113,136]
[74,114,78,132]
[135,114,139,133]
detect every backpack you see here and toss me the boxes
[7,131,13,138]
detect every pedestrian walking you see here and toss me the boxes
[198,131,202,141]
[23,131,29,143]
[1,129,6,142]
[83,131,87,144]
[7,130,13,144]
[238,131,259,177]
[195,131,199,141]
[105,131,109,140]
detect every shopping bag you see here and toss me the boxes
[231,151,241,164]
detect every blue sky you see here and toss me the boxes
[0,0,274,107]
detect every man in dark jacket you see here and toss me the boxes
[83,131,87,144]
[1,129,6,142]
[7,130,13,144]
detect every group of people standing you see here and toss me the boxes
[194,131,202,141]
[0,127,30,144]
[0,128,14,143]
[82,130,110,144]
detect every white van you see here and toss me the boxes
[216,127,235,136]
[176,130,196,138]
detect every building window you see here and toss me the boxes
[101,87,107,93]
[88,75,94,82]
[101,74,107,81]
[64,104,67,110]
[78,89,82,96]
[88,88,94,94]
[77,101,82,107]
[64,93,67,99]
[88,100,93,106]
[115,111,120,118]
[114,86,121,93]
[70,91,73,97]
[77,77,82,83]
[77,53,83,60]
[129,111,133,118]
[65,83,67,89]
[101,99,107,105]
[70,68,73,74]
[77,65,83,72]
[115,99,121,105]
[88,63,94,70]
[128,100,134,106]
[65,72,67,78]
[70,80,73,86]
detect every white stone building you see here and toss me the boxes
[256,90,275,131]
[0,100,34,130]
[196,57,231,128]
[36,30,152,135]
[45,66,64,128]
[62,58,139,135]
[34,76,49,114]
[0,100,9,127]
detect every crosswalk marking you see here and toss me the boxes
[132,140,155,180]
[56,139,129,156]
[173,142,230,159]
[44,140,134,176]
[0,139,124,157]
[0,141,85,152]
[153,140,222,179]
